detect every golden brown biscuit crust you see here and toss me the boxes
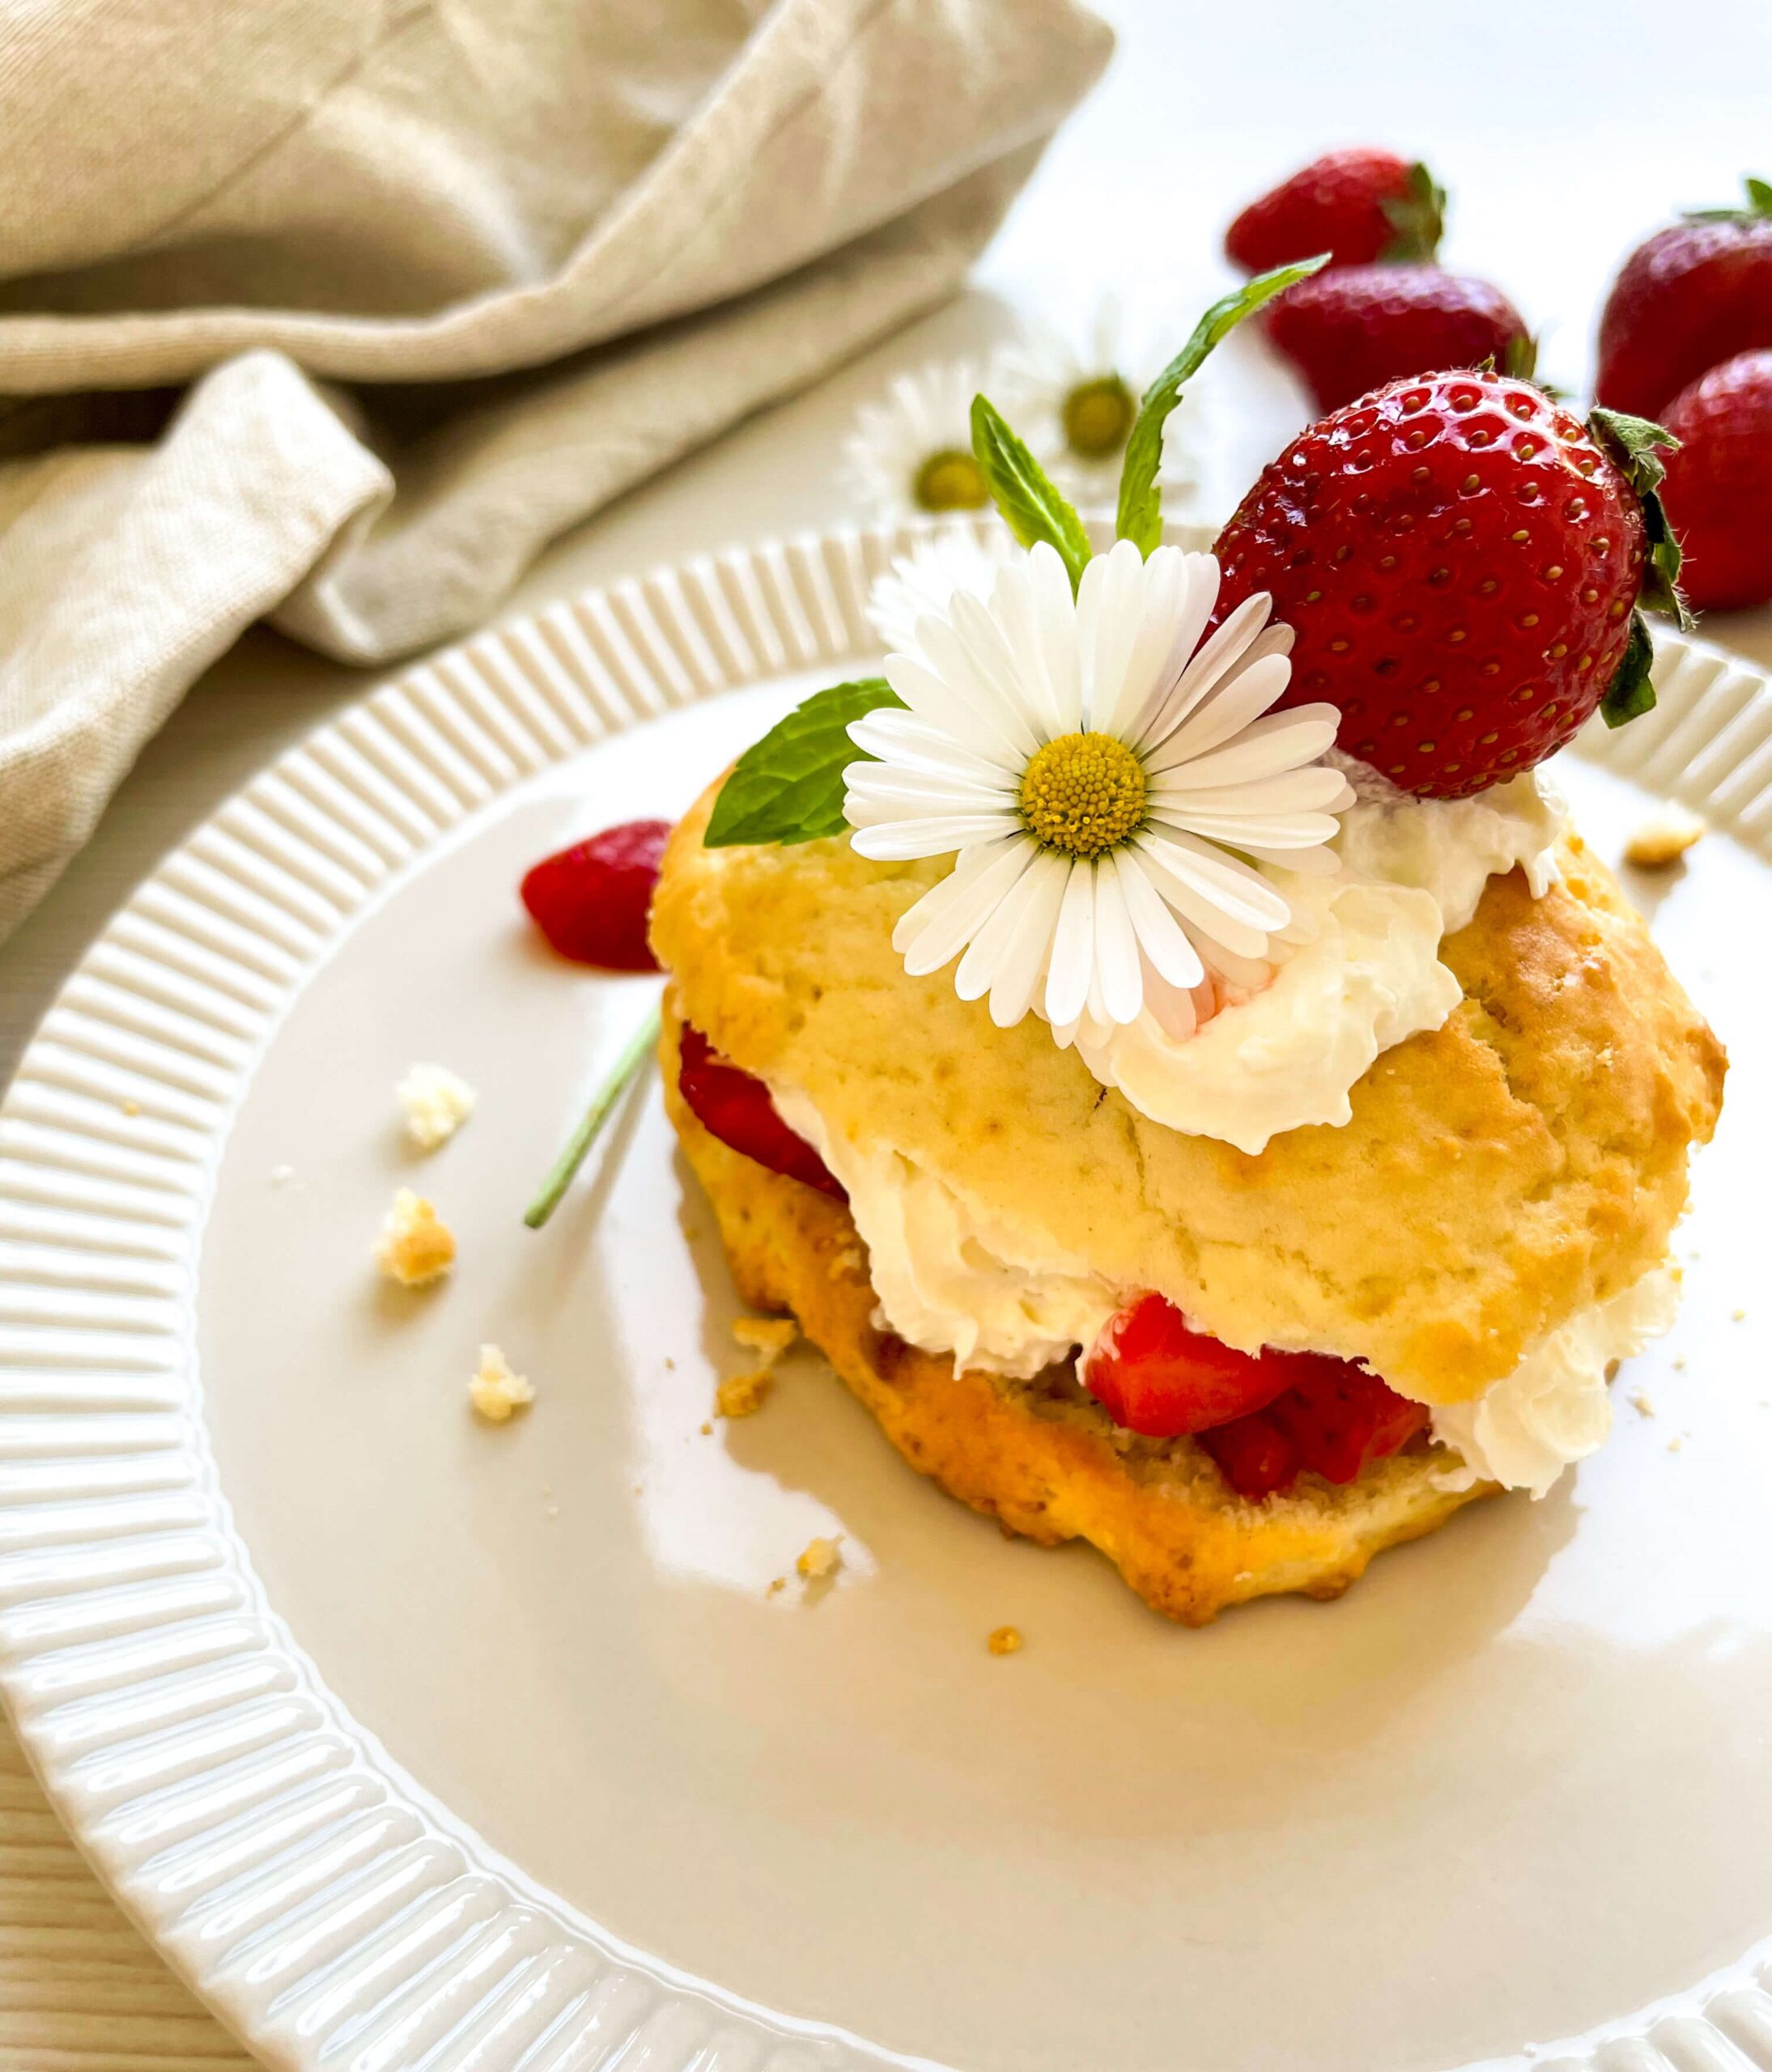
[652,788,1724,1404]
[662,1004,1496,1624]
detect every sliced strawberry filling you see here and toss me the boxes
[677,1025,846,1200]
[1083,1292,1428,1501]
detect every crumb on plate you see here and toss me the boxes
[716,1369,773,1420]
[767,1577,786,1597]
[120,1098,142,1116]
[988,1626,1022,1656]
[1732,1308,1747,1322]
[699,1420,713,1436]
[397,1061,478,1151]
[796,1535,842,1581]
[733,1316,797,1361]
[1631,1391,1655,1417]
[270,1164,295,1186]
[1668,1435,1685,1454]
[1624,804,1706,868]
[1672,1356,1687,1371]
[375,1188,456,1285]
[469,1343,534,1422]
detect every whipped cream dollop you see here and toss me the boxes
[1071,764,1567,1153]
[1431,1265,1681,1498]
[771,1085,1120,1379]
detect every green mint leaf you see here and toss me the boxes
[1115,257,1327,557]
[1379,160,1447,262]
[1587,406,1694,631]
[969,394,1093,593]
[1601,614,1658,728]
[703,677,903,847]
[1747,174,1772,214]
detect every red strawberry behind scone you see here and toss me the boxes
[1214,370,1689,798]
[1225,149,1445,274]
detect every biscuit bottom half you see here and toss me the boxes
[661,1007,1500,1626]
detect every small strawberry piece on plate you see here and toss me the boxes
[1215,368,1688,798]
[1659,349,1772,611]
[1083,1293,1324,1437]
[677,1025,845,1199]
[1264,265,1530,414]
[1596,176,1772,420]
[1226,150,1444,274]
[521,818,672,970]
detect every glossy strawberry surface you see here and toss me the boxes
[1264,265,1528,414]
[677,1025,845,1199]
[1215,370,1646,798]
[1596,212,1772,421]
[1225,148,1426,274]
[521,818,672,970]
[1659,349,1772,611]
[1083,1293,1346,1437]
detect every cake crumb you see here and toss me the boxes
[716,1369,773,1419]
[1668,1435,1685,1454]
[469,1343,533,1422]
[664,1357,675,1371]
[1672,1356,1687,1372]
[699,1420,713,1436]
[987,1625,1023,1656]
[767,1577,787,1597]
[120,1098,142,1117]
[270,1164,295,1186]
[1631,1391,1655,1418]
[1624,804,1706,868]
[796,1535,842,1581]
[545,1503,559,1518]
[1732,1308,1747,1323]
[375,1188,456,1285]
[397,1061,477,1151]
[733,1316,797,1361]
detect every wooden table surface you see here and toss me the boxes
[4,0,1771,2061]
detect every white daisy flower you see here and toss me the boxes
[865,526,1012,656]
[996,299,1200,512]
[841,360,1001,523]
[843,538,1353,1042]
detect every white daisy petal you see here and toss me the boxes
[1112,848,1205,991]
[1135,827,1290,939]
[1151,707,1340,789]
[1150,766,1354,815]
[954,844,1056,1004]
[1180,918,1276,991]
[1138,590,1276,751]
[884,652,1033,766]
[985,851,1072,1027]
[850,813,1023,860]
[1091,859,1144,1025]
[1235,841,1344,877]
[1077,539,1145,735]
[865,529,1007,654]
[843,766,1015,817]
[916,605,1045,762]
[847,711,1018,784]
[840,359,999,523]
[1043,859,1098,1029]
[1152,807,1345,849]
[895,838,1035,973]
[1146,652,1294,769]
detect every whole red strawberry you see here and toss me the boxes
[1596,177,1772,419]
[1214,371,1688,799]
[1226,150,1444,274]
[1658,350,1772,611]
[1264,265,1529,414]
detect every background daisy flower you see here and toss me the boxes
[840,359,1008,523]
[843,537,1353,1038]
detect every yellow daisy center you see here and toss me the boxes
[912,448,988,512]
[1018,732,1147,857]
[1062,374,1137,459]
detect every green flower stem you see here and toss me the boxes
[523,1001,663,1229]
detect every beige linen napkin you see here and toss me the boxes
[0,0,1111,940]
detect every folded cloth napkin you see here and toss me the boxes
[0,0,1111,940]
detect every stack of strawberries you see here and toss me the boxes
[1226,152,1772,611]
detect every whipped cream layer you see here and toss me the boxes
[771,1080,1678,1494]
[1072,764,1567,1153]
[1430,1264,1681,1498]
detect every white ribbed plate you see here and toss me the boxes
[2,523,1770,2072]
